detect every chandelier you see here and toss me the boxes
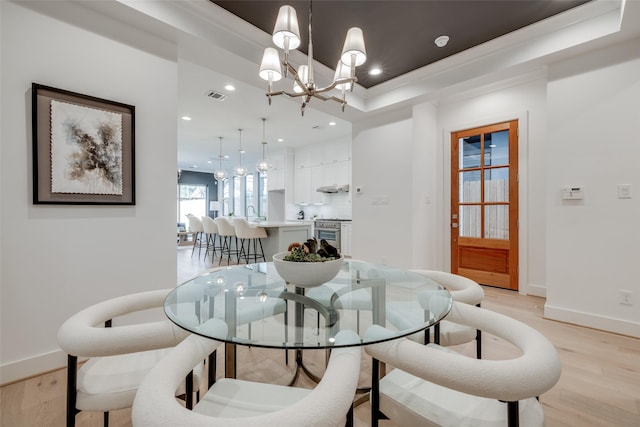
[233,128,247,177]
[256,118,269,174]
[213,137,227,182]
[258,1,366,116]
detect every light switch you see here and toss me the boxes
[562,186,584,200]
[618,184,632,199]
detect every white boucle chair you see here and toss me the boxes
[132,328,362,427]
[57,289,204,427]
[387,270,484,358]
[365,301,561,427]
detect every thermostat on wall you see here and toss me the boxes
[562,186,584,200]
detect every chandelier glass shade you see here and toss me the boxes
[256,118,270,174]
[258,1,366,115]
[233,128,247,177]
[213,137,228,182]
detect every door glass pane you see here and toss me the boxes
[459,205,481,238]
[484,130,509,166]
[484,205,509,239]
[459,170,481,203]
[484,167,509,202]
[459,135,481,169]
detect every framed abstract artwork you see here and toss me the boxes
[31,83,135,205]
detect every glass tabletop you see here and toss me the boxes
[164,259,452,349]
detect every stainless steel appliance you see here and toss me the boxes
[314,219,350,252]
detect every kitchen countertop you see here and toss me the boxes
[248,221,312,227]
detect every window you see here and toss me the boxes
[233,176,243,216]
[177,184,207,226]
[245,174,256,217]
[222,179,230,215]
[259,175,268,218]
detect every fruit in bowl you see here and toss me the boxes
[273,242,343,288]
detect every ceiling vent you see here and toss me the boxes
[205,90,227,101]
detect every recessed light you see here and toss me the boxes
[368,67,382,76]
[192,165,198,168]
[278,138,284,142]
[239,150,246,154]
[434,35,449,48]
[224,84,235,91]
[207,160,213,164]
[181,116,192,121]
[329,121,336,126]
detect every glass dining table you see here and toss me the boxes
[164,259,452,383]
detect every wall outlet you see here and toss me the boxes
[619,290,634,306]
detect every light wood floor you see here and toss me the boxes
[2,246,639,426]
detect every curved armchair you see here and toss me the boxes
[365,301,561,427]
[57,289,202,427]
[387,270,484,358]
[132,329,362,427]
[233,217,268,264]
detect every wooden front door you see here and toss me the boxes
[451,120,519,290]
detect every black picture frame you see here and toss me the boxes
[31,83,135,205]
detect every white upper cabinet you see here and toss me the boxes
[294,140,350,205]
[268,148,293,191]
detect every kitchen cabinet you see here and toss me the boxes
[294,141,350,205]
[294,165,324,205]
[341,222,352,257]
[294,167,310,204]
[268,149,293,191]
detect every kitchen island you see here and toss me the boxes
[252,221,313,261]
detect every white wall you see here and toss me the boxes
[351,44,640,336]
[0,2,179,383]
[352,110,414,267]
[545,38,640,337]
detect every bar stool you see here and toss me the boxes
[201,216,222,262]
[233,218,268,264]
[214,217,240,265]
[186,215,206,258]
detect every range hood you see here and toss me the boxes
[316,184,349,193]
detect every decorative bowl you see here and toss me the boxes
[272,251,344,288]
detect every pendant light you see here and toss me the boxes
[256,118,269,174]
[213,137,228,181]
[233,128,247,177]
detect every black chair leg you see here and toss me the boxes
[507,401,519,427]
[103,411,109,427]
[371,358,380,427]
[185,370,194,409]
[345,404,354,427]
[66,355,78,427]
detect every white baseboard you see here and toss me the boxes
[1,349,67,386]
[544,304,640,338]
[525,283,547,298]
